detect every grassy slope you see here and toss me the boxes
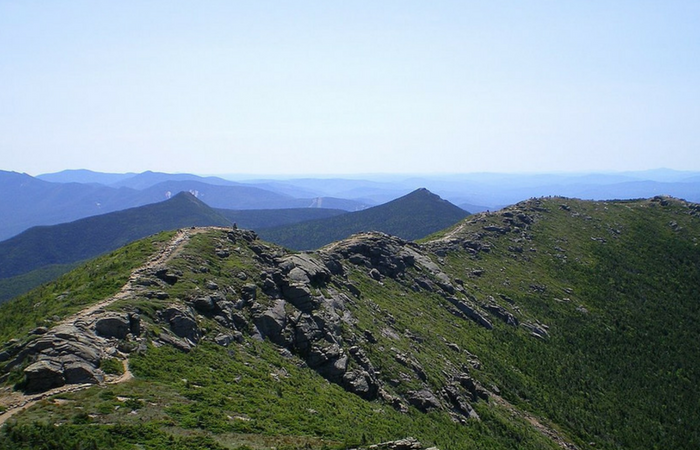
[432,197,700,448]
[0,192,230,280]
[0,263,80,305]
[0,232,175,344]
[2,197,700,450]
[0,231,555,450]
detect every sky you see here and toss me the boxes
[1,1,699,176]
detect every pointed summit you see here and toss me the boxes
[258,188,469,250]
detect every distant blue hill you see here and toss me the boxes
[258,188,469,250]
[0,192,231,302]
[0,192,230,281]
[0,171,369,241]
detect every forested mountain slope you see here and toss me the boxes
[258,188,469,250]
[1,196,698,450]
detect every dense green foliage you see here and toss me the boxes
[258,188,468,250]
[0,263,79,304]
[0,232,174,343]
[435,197,700,448]
[1,341,556,450]
[2,196,700,450]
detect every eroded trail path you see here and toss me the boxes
[58,227,197,326]
[0,228,200,426]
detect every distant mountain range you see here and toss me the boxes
[0,170,371,241]
[4,168,700,242]
[2,195,699,449]
[217,207,347,230]
[257,188,470,250]
[0,188,468,302]
[0,193,231,301]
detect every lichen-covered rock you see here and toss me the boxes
[23,359,65,392]
[94,312,132,339]
[162,307,200,343]
[253,300,289,345]
[407,389,441,412]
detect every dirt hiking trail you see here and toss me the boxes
[0,228,202,426]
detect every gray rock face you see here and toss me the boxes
[447,297,493,330]
[162,307,200,343]
[17,318,120,392]
[325,233,417,279]
[342,369,379,399]
[308,344,348,381]
[214,332,243,347]
[291,314,323,354]
[455,373,490,402]
[278,254,331,285]
[368,437,427,450]
[253,300,288,345]
[484,301,518,326]
[280,283,317,312]
[407,388,441,412]
[95,313,135,339]
[24,359,65,392]
[443,384,479,420]
[63,356,104,385]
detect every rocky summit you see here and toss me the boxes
[1,196,700,450]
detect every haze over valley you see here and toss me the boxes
[2,1,700,449]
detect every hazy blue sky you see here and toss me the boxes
[2,1,699,176]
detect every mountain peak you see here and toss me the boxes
[257,188,469,250]
[1,197,700,448]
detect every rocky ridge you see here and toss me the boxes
[1,209,553,429]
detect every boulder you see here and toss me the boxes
[455,373,490,401]
[24,359,65,392]
[407,389,441,412]
[253,300,288,344]
[63,356,104,385]
[369,438,424,450]
[241,283,257,301]
[484,301,518,326]
[154,268,180,285]
[192,295,216,312]
[162,307,200,343]
[308,344,348,380]
[447,297,493,330]
[343,369,379,399]
[443,384,479,420]
[95,313,131,339]
[281,283,318,312]
[278,254,332,284]
[214,333,242,347]
[292,314,323,354]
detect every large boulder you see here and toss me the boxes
[281,283,318,312]
[162,307,200,343]
[95,312,134,339]
[23,359,65,392]
[407,388,441,412]
[343,369,379,400]
[63,356,104,385]
[253,300,288,344]
[278,254,331,285]
[308,344,348,380]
